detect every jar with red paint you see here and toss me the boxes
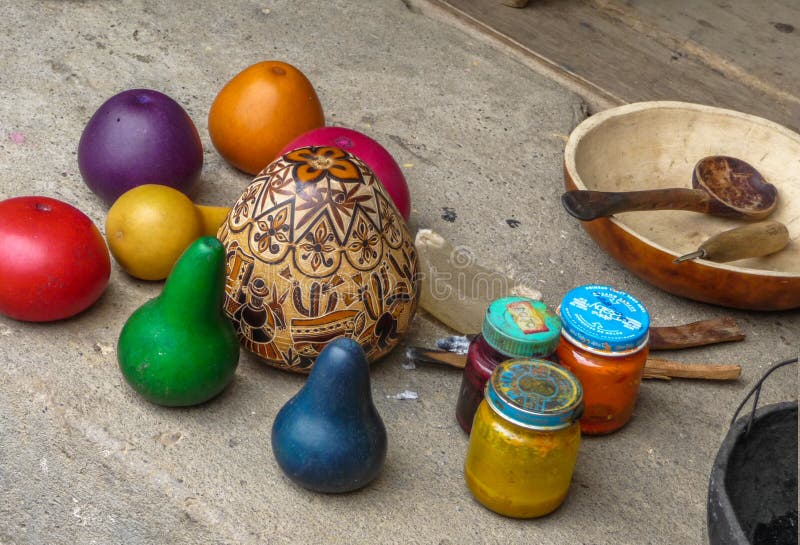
[455,296,561,434]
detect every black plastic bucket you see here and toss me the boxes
[707,358,798,545]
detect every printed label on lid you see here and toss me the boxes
[506,300,549,334]
[568,297,643,332]
[483,297,562,358]
[560,285,650,352]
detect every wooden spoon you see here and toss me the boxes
[561,156,778,221]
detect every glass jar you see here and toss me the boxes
[455,296,561,434]
[556,284,650,435]
[464,359,583,518]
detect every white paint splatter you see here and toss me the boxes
[73,504,86,525]
[93,342,114,355]
[436,335,470,355]
[40,458,48,474]
[388,390,418,400]
[155,431,183,447]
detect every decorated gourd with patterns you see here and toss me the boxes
[217,146,418,373]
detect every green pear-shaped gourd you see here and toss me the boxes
[118,236,239,406]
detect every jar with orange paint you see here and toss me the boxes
[555,284,650,435]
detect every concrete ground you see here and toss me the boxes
[0,1,796,544]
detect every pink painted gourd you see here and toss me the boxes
[279,127,410,221]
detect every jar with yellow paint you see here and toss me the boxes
[464,359,583,518]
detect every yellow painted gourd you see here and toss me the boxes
[106,184,230,280]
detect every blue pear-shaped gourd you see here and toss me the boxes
[271,337,387,493]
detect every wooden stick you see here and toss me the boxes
[405,347,741,381]
[464,317,745,351]
[406,348,468,369]
[649,317,745,350]
[641,357,741,380]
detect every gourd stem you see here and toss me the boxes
[196,205,231,237]
[161,236,227,322]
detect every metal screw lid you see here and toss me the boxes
[486,358,584,430]
[481,297,562,357]
[559,284,650,353]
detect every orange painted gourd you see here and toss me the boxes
[208,61,325,175]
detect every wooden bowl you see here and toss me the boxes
[564,101,800,311]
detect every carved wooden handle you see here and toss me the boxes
[561,188,710,220]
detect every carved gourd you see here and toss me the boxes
[217,146,418,373]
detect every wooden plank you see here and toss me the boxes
[611,0,800,94]
[428,0,800,131]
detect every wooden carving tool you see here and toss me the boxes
[673,221,789,263]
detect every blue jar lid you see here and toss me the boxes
[482,297,562,358]
[486,359,583,430]
[559,284,650,353]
